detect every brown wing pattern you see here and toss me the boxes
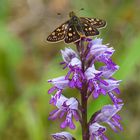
[80,18,99,37]
[80,17,106,28]
[64,25,80,44]
[47,16,106,43]
[47,22,68,42]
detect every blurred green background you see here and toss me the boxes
[0,0,140,139]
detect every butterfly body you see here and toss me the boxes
[47,11,106,44]
[68,12,84,34]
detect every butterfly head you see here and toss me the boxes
[69,11,80,25]
[69,11,76,18]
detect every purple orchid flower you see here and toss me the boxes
[89,123,108,140]
[61,47,81,69]
[49,95,80,129]
[48,76,69,104]
[52,131,75,140]
[89,104,123,139]
[48,38,124,140]
[87,38,116,70]
[61,47,85,89]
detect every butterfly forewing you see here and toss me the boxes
[80,17,106,28]
[64,25,80,44]
[47,22,68,42]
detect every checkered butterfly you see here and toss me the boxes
[47,11,106,44]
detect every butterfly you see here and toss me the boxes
[47,11,106,44]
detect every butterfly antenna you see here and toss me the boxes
[80,8,84,11]
[57,12,61,16]
[57,12,64,18]
[76,8,85,15]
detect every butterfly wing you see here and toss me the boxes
[64,24,80,44]
[80,17,106,28]
[79,18,99,37]
[47,21,68,42]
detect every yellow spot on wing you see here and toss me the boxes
[53,36,57,38]
[57,28,61,32]
[68,33,72,36]
[93,21,97,24]
[89,27,92,31]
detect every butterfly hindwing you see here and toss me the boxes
[80,20,99,37]
[80,17,106,28]
[64,25,80,44]
[47,22,68,42]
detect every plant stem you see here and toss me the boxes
[76,40,89,140]
[81,84,89,140]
